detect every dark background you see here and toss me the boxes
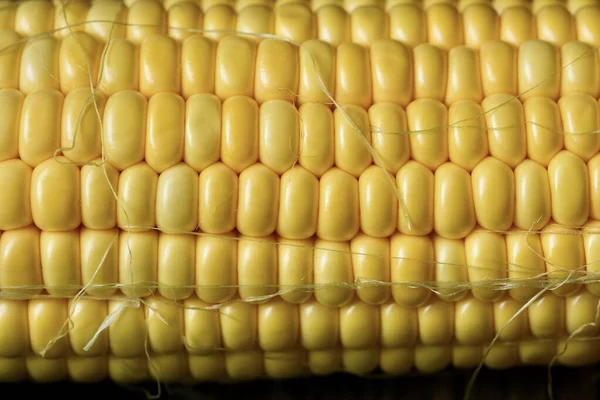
[1,366,599,399]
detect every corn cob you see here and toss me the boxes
[0,0,599,48]
[2,0,600,387]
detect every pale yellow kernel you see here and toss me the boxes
[465,231,508,302]
[278,237,314,304]
[434,162,476,239]
[548,150,589,227]
[390,234,434,307]
[238,235,278,301]
[300,299,339,350]
[31,157,80,232]
[196,233,238,304]
[237,163,280,237]
[317,168,360,241]
[313,240,354,307]
[277,166,319,240]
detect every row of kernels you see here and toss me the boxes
[1,226,598,305]
[0,290,597,358]
[150,0,281,11]
[64,0,600,14]
[203,37,600,105]
[0,155,536,237]
[0,156,325,237]
[17,151,569,240]
[76,0,599,15]
[0,352,311,383]
[496,0,596,14]
[0,150,590,239]
[3,84,598,173]
[4,30,600,108]
[1,338,599,383]
[155,0,524,13]
[278,0,593,15]
[2,0,599,48]
[397,290,600,347]
[471,148,600,233]
[0,89,289,172]
[58,0,600,51]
